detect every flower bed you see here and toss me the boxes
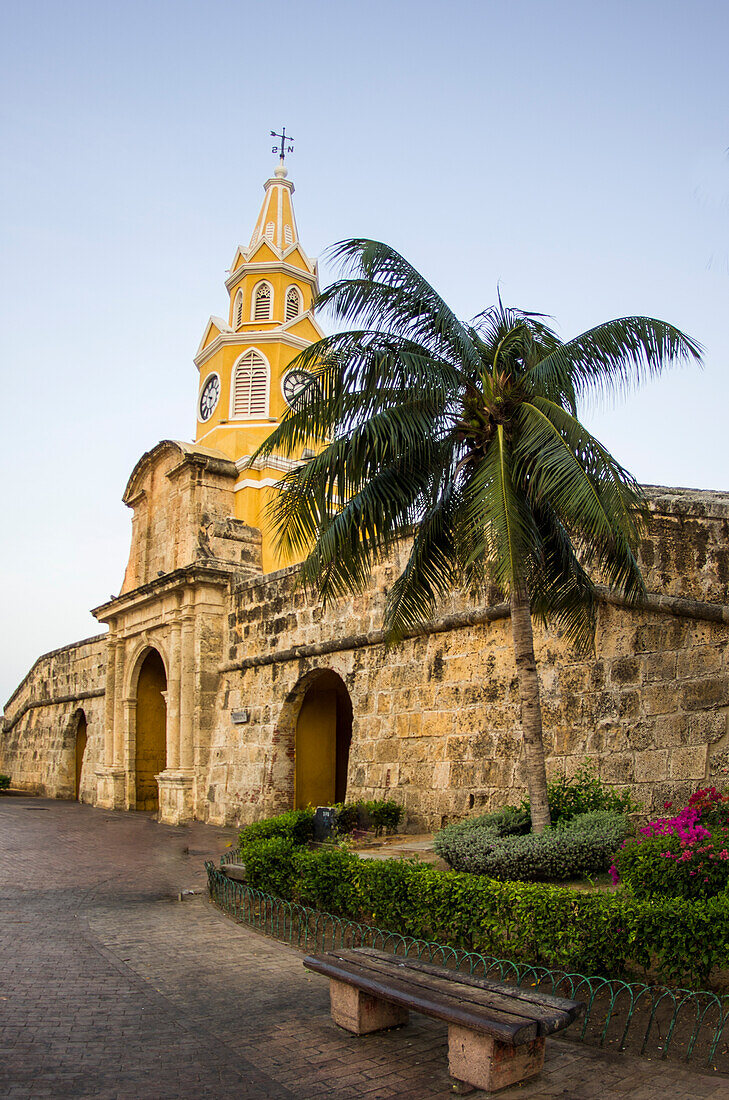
[613,787,729,900]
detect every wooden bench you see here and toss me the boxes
[303,948,584,1093]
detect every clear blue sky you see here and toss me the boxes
[1,0,728,706]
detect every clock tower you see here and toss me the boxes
[193,160,324,571]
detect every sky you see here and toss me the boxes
[1,0,728,706]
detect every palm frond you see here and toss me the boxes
[527,505,598,653]
[528,316,702,403]
[253,331,463,462]
[513,399,646,548]
[383,485,461,642]
[462,426,541,594]
[319,240,481,372]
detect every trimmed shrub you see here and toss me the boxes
[333,799,404,836]
[332,803,359,835]
[238,808,314,853]
[365,799,404,836]
[435,811,630,881]
[241,836,300,898]
[0,774,11,791]
[432,806,530,863]
[531,763,640,823]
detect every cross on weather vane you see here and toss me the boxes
[271,127,294,164]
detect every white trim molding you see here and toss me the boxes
[234,476,282,491]
[225,259,318,292]
[194,329,312,371]
[236,453,301,473]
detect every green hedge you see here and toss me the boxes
[240,836,729,987]
[239,808,315,852]
[434,811,631,881]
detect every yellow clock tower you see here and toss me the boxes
[193,159,324,572]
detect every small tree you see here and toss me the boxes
[256,240,701,831]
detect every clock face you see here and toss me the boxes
[282,368,314,408]
[198,374,220,422]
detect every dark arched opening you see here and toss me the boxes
[295,670,352,808]
[135,649,167,811]
[75,711,87,800]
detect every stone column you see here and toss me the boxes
[122,697,137,809]
[166,616,181,770]
[112,639,125,767]
[179,607,195,771]
[102,630,117,768]
[95,628,127,810]
[156,610,194,826]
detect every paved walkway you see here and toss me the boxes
[2,797,729,1099]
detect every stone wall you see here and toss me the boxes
[204,489,729,830]
[1,635,108,799]
[3,486,729,830]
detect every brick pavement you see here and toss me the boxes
[2,797,729,1099]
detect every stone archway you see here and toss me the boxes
[74,710,87,800]
[294,671,352,809]
[134,649,167,811]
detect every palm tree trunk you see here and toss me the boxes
[510,586,551,833]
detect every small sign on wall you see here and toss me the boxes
[231,709,249,725]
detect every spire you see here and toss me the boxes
[248,161,300,254]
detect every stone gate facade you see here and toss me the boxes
[3,164,727,829]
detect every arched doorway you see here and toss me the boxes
[135,649,167,811]
[295,671,352,809]
[75,711,87,800]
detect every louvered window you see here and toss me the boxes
[253,282,272,321]
[284,224,293,245]
[232,350,268,417]
[265,221,275,240]
[285,286,301,321]
[234,290,243,328]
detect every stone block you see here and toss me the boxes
[642,652,677,682]
[447,1026,545,1092]
[600,753,633,783]
[642,684,677,717]
[650,714,687,748]
[610,656,640,686]
[687,710,728,745]
[634,749,669,783]
[432,761,451,789]
[669,744,708,781]
[618,691,640,719]
[676,645,723,679]
[329,979,409,1035]
[420,711,455,739]
[681,677,729,712]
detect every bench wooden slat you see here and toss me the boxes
[355,949,583,1035]
[304,952,539,1044]
[339,951,550,1028]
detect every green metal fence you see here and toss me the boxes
[206,860,729,1072]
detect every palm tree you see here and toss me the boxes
[255,240,702,832]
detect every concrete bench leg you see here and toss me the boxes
[448,1025,545,1092]
[329,979,409,1035]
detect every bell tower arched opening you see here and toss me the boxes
[294,671,352,809]
[74,710,87,800]
[135,649,167,811]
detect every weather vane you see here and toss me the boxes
[271,126,294,164]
